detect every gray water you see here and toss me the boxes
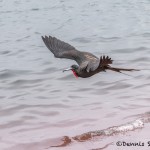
[0,0,150,150]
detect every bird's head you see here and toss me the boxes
[63,64,79,78]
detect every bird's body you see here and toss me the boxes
[74,67,104,78]
[42,36,138,78]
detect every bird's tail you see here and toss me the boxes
[106,66,139,73]
[98,55,139,76]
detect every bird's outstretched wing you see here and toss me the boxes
[42,35,101,72]
[42,36,83,64]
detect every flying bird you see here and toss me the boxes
[42,36,139,78]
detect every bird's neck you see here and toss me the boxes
[72,70,78,78]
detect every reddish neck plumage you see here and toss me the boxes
[71,70,78,78]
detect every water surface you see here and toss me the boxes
[0,0,150,150]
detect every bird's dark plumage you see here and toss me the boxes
[42,35,139,78]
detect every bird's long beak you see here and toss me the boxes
[63,68,72,72]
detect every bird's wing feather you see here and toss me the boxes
[79,60,99,72]
[80,55,113,72]
[79,52,100,72]
[42,35,101,72]
[99,56,113,68]
[42,36,84,65]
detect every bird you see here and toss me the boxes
[41,35,139,78]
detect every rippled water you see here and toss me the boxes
[1,0,150,150]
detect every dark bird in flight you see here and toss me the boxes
[42,36,139,78]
